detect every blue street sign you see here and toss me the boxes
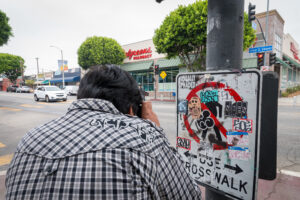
[252,22,257,30]
[249,46,273,53]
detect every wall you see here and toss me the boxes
[283,33,300,62]
[255,10,285,61]
[0,78,23,91]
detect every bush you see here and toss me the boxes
[282,84,300,97]
[281,92,289,97]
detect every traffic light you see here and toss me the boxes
[154,65,159,75]
[257,53,264,68]
[269,53,276,65]
[248,3,256,24]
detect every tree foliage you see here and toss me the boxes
[0,53,25,83]
[0,10,13,46]
[25,79,35,87]
[243,13,256,51]
[77,36,125,70]
[153,0,256,72]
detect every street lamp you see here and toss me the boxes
[50,45,65,88]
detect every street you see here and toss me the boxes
[0,91,300,199]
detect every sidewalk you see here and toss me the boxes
[198,171,300,200]
[278,95,300,106]
[1,171,300,200]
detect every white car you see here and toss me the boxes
[16,86,32,93]
[63,85,79,96]
[34,86,67,102]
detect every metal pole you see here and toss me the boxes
[35,57,40,83]
[206,0,244,198]
[61,49,65,88]
[264,0,270,66]
[50,45,65,88]
[19,60,24,85]
[206,0,244,71]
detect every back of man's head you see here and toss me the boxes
[77,65,142,115]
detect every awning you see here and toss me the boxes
[283,54,300,68]
[156,57,182,68]
[41,80,50,84]
[50,76,80,84]
[121,61,153,72]
[276,57,292,69]
[242,57,257,69]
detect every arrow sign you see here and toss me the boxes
[184,151,197,159]
[224,164,243,174]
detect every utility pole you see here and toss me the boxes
[19,60,24,85]
[264,0,270,66]
[35,57,40,83]
[60,49,65,88]
[206,0,244,199]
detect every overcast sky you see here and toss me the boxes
[0,0,299,75]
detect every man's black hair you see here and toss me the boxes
[77,65,142,115]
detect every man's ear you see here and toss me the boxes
[128,106,135,116]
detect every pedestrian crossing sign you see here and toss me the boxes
[160,71,167,79]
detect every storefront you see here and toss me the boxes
[281,33,300,91]
[48,68,81,87]
[121,39,184,99]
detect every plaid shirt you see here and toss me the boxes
[6,99,201,200]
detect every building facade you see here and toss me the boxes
[251,10,300,92]
[121,39,185,99]
[281,33,300,89]
[42,68,81,87]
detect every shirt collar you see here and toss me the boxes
[67,98,122,115]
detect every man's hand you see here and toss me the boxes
[142,102,160,127]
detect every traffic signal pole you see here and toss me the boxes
[206,0,244,71]
[206,0,244,199]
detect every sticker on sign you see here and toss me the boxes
[176,70,261,200]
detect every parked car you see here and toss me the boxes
[16,86,32,93]
[6,85,18,92]
[34,86,67,102]
[63,85,79,95]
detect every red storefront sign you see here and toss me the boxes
[290,42,300,62]
[125,47,152,60]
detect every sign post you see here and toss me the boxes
[160,71,167,92]
[176,70,261,199]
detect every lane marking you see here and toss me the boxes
[0,107,22,112]
[0,154,13,166]
[0,170,6,176]
[20,104,43,108]
[37,101,73,105]
[37,102,55,105]
[0,142,6,148]
[280,169,300,178]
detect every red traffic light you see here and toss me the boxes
[257,53,264,59]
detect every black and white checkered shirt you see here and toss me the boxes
[6,99,201,199]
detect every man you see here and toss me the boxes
[6,65,201,199]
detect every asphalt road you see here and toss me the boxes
[0,91,299,172]
[0,92,177,171]
[1,91,300,172]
